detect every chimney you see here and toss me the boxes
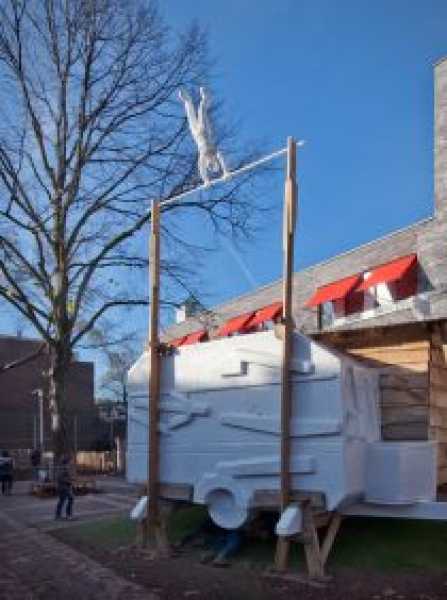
[434,57,447,218]
[175,296,201,324]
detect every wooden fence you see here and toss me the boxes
[75,446,125,474]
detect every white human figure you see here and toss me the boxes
[179,87,229,185]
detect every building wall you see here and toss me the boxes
[435,58,447,219]
[0,337,96,452]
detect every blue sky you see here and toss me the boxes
[5,1,447,392]
[157,0,446,319]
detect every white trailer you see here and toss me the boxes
[127,328,439,531]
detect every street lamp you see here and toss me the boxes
[32,388,44,451]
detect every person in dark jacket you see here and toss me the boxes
[30,447,42,481]
[0,450,14,495]
[55,455,74,519]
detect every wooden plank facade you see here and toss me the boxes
[314,323,447,484]
[429,323,447,483]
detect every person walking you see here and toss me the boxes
[0,450,14,495]
[55,455,74,520]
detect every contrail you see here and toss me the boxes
[221,236,258,289]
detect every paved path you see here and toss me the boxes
[0,480,137,530]
[0,481,155,600]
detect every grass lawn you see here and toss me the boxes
[54,509,447,572]
[53,506,208,549]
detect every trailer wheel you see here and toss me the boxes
[205,487,249,529]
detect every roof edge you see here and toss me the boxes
[208,216,433,314]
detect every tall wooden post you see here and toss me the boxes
[276,137,297,570]
[73,415,78,473]
[144,199,161,546]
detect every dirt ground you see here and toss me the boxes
[53,532,447,600]
[2,479,447,600]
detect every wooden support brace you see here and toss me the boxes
[320,513,342,567]
[138,501,174,556]
[274,537,291,571]
[302,502,324,579]
[153,501,174,557]
[275,510,342,576]
[300,509,342,576]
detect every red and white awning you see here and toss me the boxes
[216,312,255,337]
[169,302,284,347]
[169,336,187,348]
[304,254,418,308]
[182,330,208,346]
[305,275,362,308]
[356,254,417,291]
[247,301,283,329]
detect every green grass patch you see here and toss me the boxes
[168,505,208,543]
[53,506,208,550]
[328,517,447,571]
[54,515,138,549]
[53,511,447,572]
[236,517,447,571]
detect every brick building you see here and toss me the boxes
[0,336,96,452]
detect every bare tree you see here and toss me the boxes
[0,0,257,459]
[99,339,140,404]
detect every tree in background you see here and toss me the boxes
[99,339,139,405]
[0,0,257,459]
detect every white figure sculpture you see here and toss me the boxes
[179,87,229,186]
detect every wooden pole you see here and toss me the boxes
[144,199,161,546]
[73,415,78,474]
[38,390,44,451]
[275,136,297,570]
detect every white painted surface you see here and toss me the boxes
[126,330,436,529]
[365,441,436,504]
[276,504,303,536]
[376,282,393,307]
[130,496,147,521]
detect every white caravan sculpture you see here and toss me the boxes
[127,328,442,531]
[179,87,229,185]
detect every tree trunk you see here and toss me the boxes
[49,346,71,464]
